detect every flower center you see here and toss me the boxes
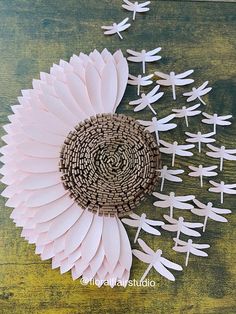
[59,113,160,217]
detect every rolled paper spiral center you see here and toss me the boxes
[59,113,161,217]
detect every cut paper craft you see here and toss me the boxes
[188,165,218,188]
[155,70,194,100]
[209,180,236,204]
[138,114,176,145]
[101,18,131,39]
[183,81,212,105]
[173,238,210,266]
[172,103,201,127]
[129,85,164,114]
[157,165,184,191]
[202,112,232,134]
[0,49,138,288]
[206,144,236,171]
[162,215,203,241]
[122,0,151,20]
[122,213,164,243]
[127,48,162,73]
[132,238,182,282]
[159,140,194,166]
[128,73,153,95]
[185,131,215,153]
[191,199,231,232]
[153,192,195,218]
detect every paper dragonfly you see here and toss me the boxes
[129,85,164,114]
[122,0,151,20]
[173,238,210,266]
[153,192,195,218]
[188,165,218,188]
[192,199,231,232]
[122,213,164,243]
[202,112,232,134]
[133,238,182,282]
[183,81,212,105]
[206,144,236,171]
[138,115,176,145]
[209,180,236,204]
[157,165,184,191]
[162,215,203,241]
[159,140,194,166]
[185,131,215,153]
[127,48,162,73]
[128,73,153,95]
[101,18,131,39]
[155,70,194,100]
[172,103,201,127]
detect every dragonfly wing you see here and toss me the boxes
[184,222,203,228]
[173,246,188,253]
[206,144,219,152]
[155,71,170,79]
[121,218,139,227]
[153,262,175,281]
[127,56,144,62]
[149,92,164,103]
[152,192,168,200]
[162,224,178,232]
[191,208,207,217]
[186,110,201,117]
[199,87,212,96]
[137,238,154,255]
[190,247,208,257]
[198,81,209,90]
[216,120,231,126]
[119,24,131,31]
[192,243,210,249]
[206,152,220,158]
[153,200,170,208]
[145,219,164,226]
[212,207,231,214]
[142,223,161,236]
[193,198,207,208]
[127,49,141,57]
[141,80,153,86]
[208,212,228,222]
[147,85,160,97]
[188,103,201,111]
[122,4,134,11]
[145,56,162,62]
[169,169,184,175]
[146,47,162,55]
[181,226,201,237]
[175,69,194,78]
[103,29,116,35]
[134,102,148,112]
[146,125,156,133]
[118,17,129,27]
[137,7,150,13]
[174,200,194,210]
[160,257,183,271]
[157,123,177,131]
[183,91,193,97]
[132,249,152,263]
[165,173,182,182]
[223,187,236,194]
[157,114,176,124]
[163,215,177,224]
[101,25,113,30]
[224,153,236,161]
[123,0,133,5]
[139,1,151,7]
[175,78,194,86]
[137,119,152,127]
[129,99,142,105]
[156,79,171,86]
[173,238,187,246]
[185,131,196,138]
[129,212,140,219]
[209,180,219,187]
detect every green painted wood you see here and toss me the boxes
[0,0,235,313]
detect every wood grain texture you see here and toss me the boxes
[0,0,236,313]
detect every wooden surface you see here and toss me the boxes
[0,0,236,313]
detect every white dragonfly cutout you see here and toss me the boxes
[191,199,231,232]
[127,47,162,73]
[188,165,218,188]
[132,238,183,282]
[173,238,210,267]
[138,114,176,146]
[121,213,164,243]
[157,165,184,191]
[128,73,153,95]
[202,112,232,134]
[129,85,164,115]
[209,180,236,204]
[172,103,201,127]
[206,144,236,171]
[162,215,203,242]
[185,131,215,153]
[153,192,195,218]
[122,0,151,20]
[183,81,212,105]
[155,69,194,100]
[159,140,194,166]
[101,18,131,39]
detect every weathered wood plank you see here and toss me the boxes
[0,0,235,313]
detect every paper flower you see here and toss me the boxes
[172,104,201,127]
[185,131,215,153]
[122,213,164,243]
[122,0,151,20]
[138,114,176,145]
[206,144,236,171]
[202,112,232,134]
[155,70,194,100]
[0,49,162,287]
[157,165,184,191]
[162,215,203,240]
[127,47,162,73]
[128,73,153,95]
[101,18,131,39]
[209,180,236,204]
[173,238,210,266]
[191,199,231,232]
[188,165,218,187]
[129,85,163,114]
[183,81,212,105]
[133,238,182,282]
[159,140,194,166]
[153,192,195,218]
